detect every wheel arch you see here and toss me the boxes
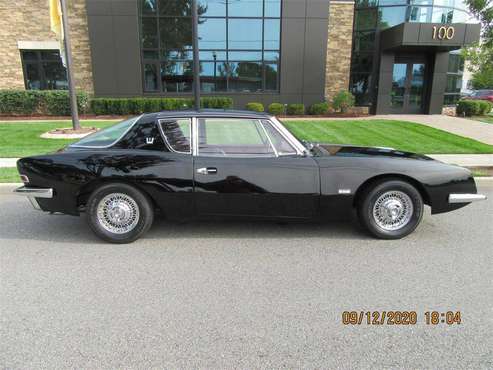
[353,173,431,208]
[77,178,161,213]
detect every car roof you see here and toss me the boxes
[150,109,273,120]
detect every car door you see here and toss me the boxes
[193,117,320,219]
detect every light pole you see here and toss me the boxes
[213,51,217,91]
[59,0,80,130]
[192,0,201,110]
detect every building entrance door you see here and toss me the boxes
[390,60,426,114]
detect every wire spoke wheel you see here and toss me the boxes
[372,190,414,231]
[96,193,140,234]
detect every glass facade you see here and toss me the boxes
[350,0,473,106]
[444,51,464,105]
[20,50,68,90]
[139,0,281,93]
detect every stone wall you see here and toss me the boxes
[0,0,93,93]
[325,0,355,102]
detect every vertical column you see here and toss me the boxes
[428,51,449,114]
[375,52,395,114]
[324,0,355,102]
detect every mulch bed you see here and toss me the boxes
[46,127,99,135]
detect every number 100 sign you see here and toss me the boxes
[433,26,455,40]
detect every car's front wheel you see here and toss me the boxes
[86,183,154,243]
[358,180,424,239]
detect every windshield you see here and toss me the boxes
[71,117,139,147]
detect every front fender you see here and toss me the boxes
[314,156,475,216]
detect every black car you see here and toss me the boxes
[14,110,486,243]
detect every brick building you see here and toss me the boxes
[0,0,480,114]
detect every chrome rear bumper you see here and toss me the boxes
[449,193,487,203]
[13,186,53,210]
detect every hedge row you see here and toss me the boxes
[456,99,493,116]
[1,89,361,117]
[0,90,89,116]
[0,90,233,116]
[90,96,233,115]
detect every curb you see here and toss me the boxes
[2,178,493,195]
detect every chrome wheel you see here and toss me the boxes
[96,193,140,234]
[372,190,414,231]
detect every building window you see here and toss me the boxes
[444,51,464,105]
[139,0,281,93]
[20,50,67,90]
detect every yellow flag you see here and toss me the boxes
[49,0,66,66]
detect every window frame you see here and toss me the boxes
[189,116,303,158]
[70,116,143,149]
[195,117,277,158]
[20,49,68,90]
[157,118,193,154]
[138,0,282,94]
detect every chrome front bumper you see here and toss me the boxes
[13,186,53,210]
[449,193,487,203]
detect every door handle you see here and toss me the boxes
[196,167,218,175]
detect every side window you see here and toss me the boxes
[198,118,274,156]
[159,119,191,153]
[261,120,297,155]
[113,120,166,151]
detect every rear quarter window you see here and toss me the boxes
[71,117,137,147]
[113,119,167,151]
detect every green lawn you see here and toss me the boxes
[0,167,20,183]
[0,120,115,157]
[1,118,493,158]
[283,119,493,154]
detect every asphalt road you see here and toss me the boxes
[1,183,492,369]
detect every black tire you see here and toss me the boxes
[357,180,424,239]
[86,183,154,243]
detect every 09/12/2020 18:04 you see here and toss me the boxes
[13,109,486,243]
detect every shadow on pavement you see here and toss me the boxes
[0,196,370,244]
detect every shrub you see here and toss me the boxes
[108,99,131,115]
[143,98,162,113]
[90,98,107,115]
[332,90,355,113]
[308,102,329,115]
[200,96,233,109]
[245,102,264,112]
[286,103,305,115]
[456,100,481,116]
[0,92,234,116]
[0,90,88,116]
[267,102,284,115]
[89,96,234,115]
[42,91,89,115]
[477,100,493,115]
[0,90,40,115]
[127,98,146,114]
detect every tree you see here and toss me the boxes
[463,46,493,88]
[464,0,493,46]
[462,0,493,88]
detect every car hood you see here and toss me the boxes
[310,143,434,161]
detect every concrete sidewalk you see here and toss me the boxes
[428,154,493,167]
[0,158,18,167]
[2,154,493,168]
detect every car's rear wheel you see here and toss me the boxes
[86,183,154,243]
[358,180,423,239]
